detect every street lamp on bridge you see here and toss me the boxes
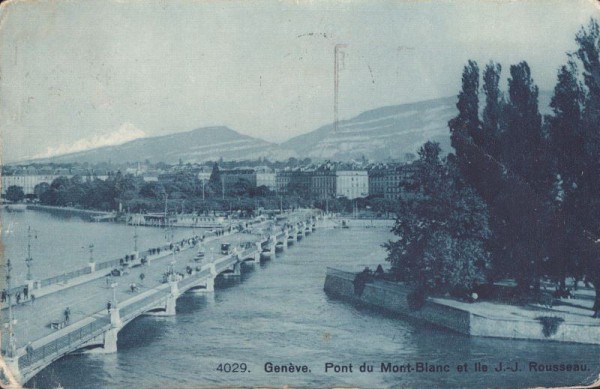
[25,226,37,281]
[110,282,118,307]
[3,259,17,358]
[88,244,95,264]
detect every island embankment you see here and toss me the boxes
[324,268,600,345]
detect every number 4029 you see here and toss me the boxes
[216,363,249,373]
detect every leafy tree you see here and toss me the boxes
[34,182,50,199]
[449,61,481,158]
[5,185,25,202]
[482,62,503,158]
[545,61,585,290]
[501,62,549,193]
[385,142,491,295]
[140,182,166,199]
[573,19,600,316]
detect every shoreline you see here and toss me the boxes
[324,268,600,345]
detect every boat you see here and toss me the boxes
[296,231,303,240]
[261,248,272,259]
[287,235,295,245]
[6,204,27,212]
[275,242,285,252]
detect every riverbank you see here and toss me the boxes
[26,204,114,221]
[324,268,600,345]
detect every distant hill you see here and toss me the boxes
[29,126,296,164]
[282,91,553,161]
[25,92,554,165]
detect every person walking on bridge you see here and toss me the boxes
[64,307,71,324]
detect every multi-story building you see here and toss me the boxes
[220,169,257,188]
[311,163,336,198]
[335,170,369,199]
[368,164,390,197]
[276,169,313,194]
[1,175,64,195]
[256,172,276,191]
[383,163,421,200]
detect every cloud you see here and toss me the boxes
[31,123,146,159]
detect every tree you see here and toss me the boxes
[33,182,50,199]
[545,61,585,290]
[573,19,600,316]
[385,142,491,296]
[482,62,503,158]
[5,185,25,202]
[501,62,549,193]
[140,182,166,199]
[449,61,481,157]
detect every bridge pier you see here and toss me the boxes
[268,236,276,255]
[254,242,261,264]
[101,306,123,353]
[4,355,21,384]
[232,261,242,276]
[204,263,217,292]
[164,280,180,316]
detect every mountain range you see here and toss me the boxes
[25,92,553,164]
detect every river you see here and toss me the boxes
[3,210,599,388]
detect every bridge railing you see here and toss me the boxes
[95,259,120,271]
[19,317,111,370]
[39,267,93,288]
[215,255,237,272]
[120,290,170,320]
[239,247,258,259]
[178,268,211,290]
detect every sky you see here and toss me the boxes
[1,0,598,163]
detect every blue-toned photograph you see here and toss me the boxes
[1,1,600,388]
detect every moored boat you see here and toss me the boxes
[6,204,27,212]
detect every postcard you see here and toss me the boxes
[1,0,600,388]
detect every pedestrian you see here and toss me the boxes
[16,292,21,305]
[30,294,35,305]
[23,286,28,300]
[1,290,6,302]
[26,343,33,361]
[107,301,112,314]
[64,307,70,323]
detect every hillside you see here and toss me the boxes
[30,126,296,164]
[282,92,553,161]
[25,92,554,164]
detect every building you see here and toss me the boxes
[311,163,336,198]
[256,172,276,191]
[383,163,421,200]
[1,175,64,195]
[220,169,257,188]
[335,170,369,199]
[368,164,390,197]
[276,169,313,194]
[197,166,212,182]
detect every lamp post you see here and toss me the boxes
[88,244,94,264]
[133,221,139,253]
[5,259,17,358]
[25,226,37,281]
[110,281,118,306]
[221,176,225,200]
